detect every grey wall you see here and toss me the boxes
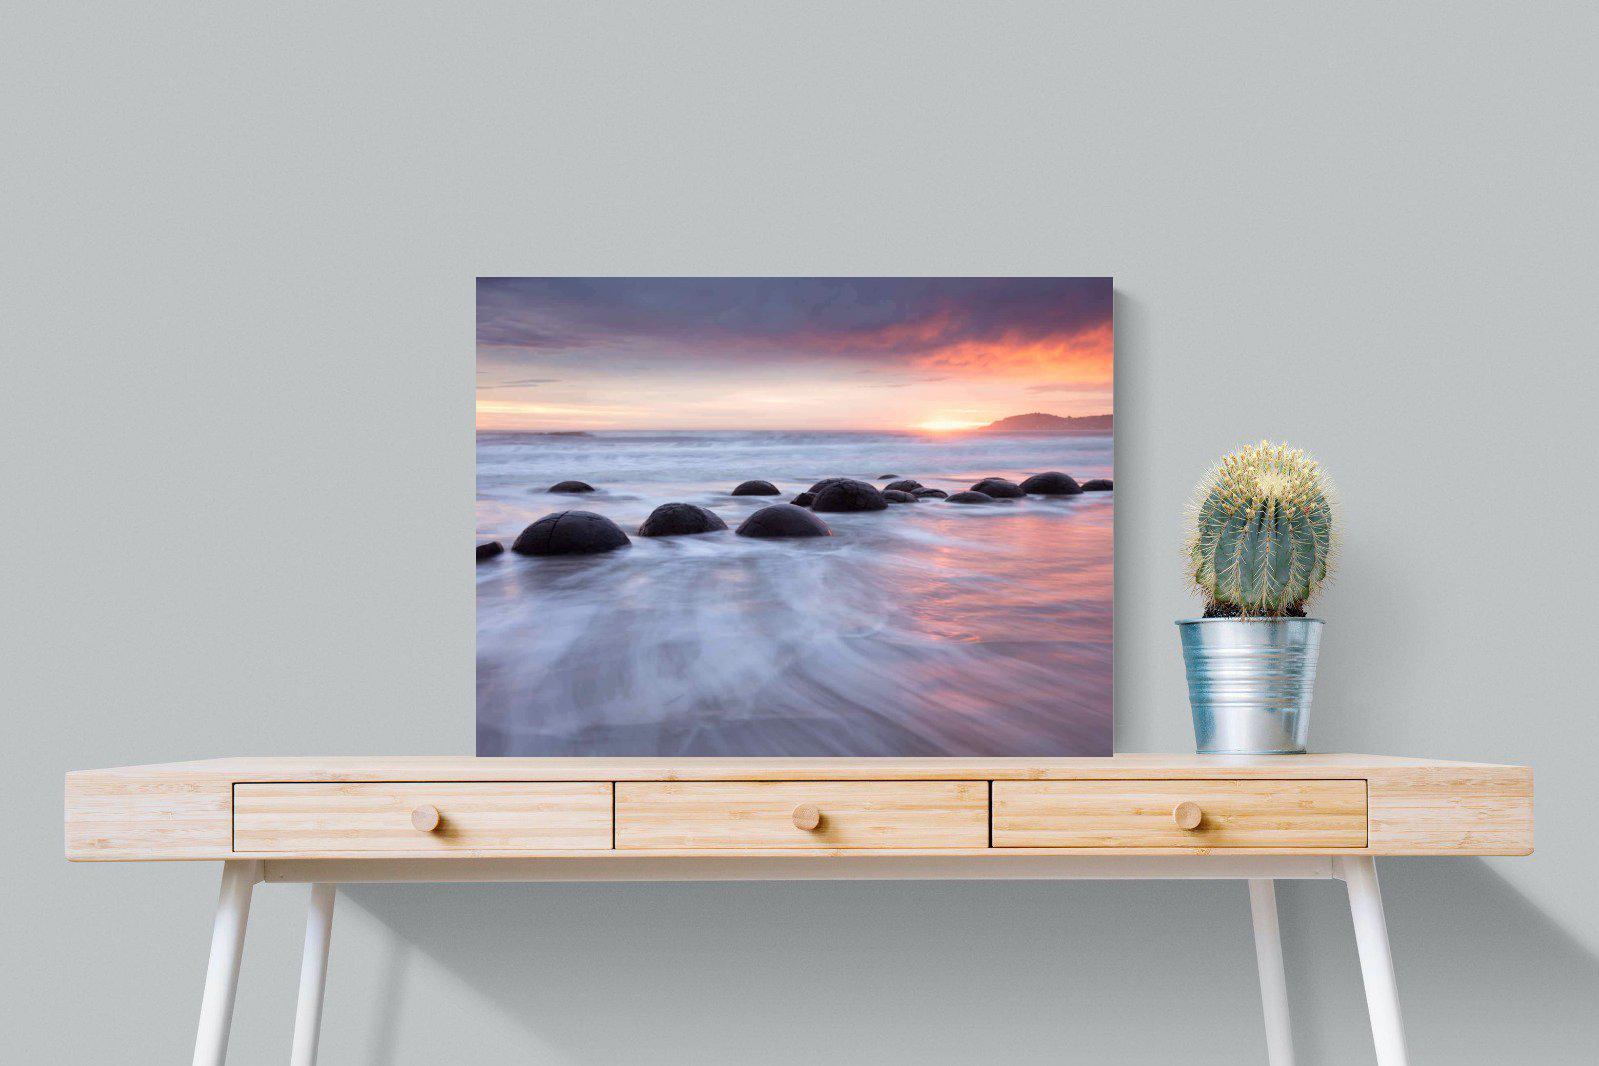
[4,2,1596,1062]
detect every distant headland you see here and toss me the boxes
[978,412,1113,433]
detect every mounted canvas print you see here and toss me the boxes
[476,278,1114,756]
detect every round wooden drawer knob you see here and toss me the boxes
[792,803,823,831]
[411,804,441,833]
[1172,801,1203,831]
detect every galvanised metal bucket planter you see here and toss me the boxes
[1176,618,1323,754]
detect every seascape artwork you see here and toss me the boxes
[476,278,1113,756]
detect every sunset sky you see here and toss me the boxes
[476,278,1112,432]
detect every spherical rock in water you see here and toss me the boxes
[946,490,995,504]
[1019,471,1083,495]
[791,492,816,508]
[913,488,948,499]
[811,478,888,513]
[547,480,596,494]
[511,511,631,556]
[1082,478,1113,491]
[969,477,1024,498]
[736,503,831,538]
[808,476,852,494]
[884,479,924,493]
[731,479,780,496]
[637,503,728,537]
[476,540,504,561]
[882,489,918,503]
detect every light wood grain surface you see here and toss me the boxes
[65,773,234,860]
[1366,763,1533,854]
[616,781,989,850]
[992,780,1368,849]
[234,783,613,853]
[63,753,1518,782]
[63,755,1533,860]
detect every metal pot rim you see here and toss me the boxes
[1174,617,1324,626]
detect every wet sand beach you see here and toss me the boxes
[477,429,1112,756]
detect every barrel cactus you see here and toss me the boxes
[1186,441,1336,617]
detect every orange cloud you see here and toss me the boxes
[913,322,1113,382]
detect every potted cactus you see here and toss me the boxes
[1178,441,1336,753]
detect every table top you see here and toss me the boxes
[65,754,1533,862]
[67,752,1524,781]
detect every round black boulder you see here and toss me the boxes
[1019,471,1083,495]
[808,476,852,494]
[476,540,504,562]
[882,489,918,503]
[811,478,888,513]
[511,511,631,556]
[884,479,924,493]
[791,492,816,508]
[913,488,948,499]
[736,504,831,538]
[969,477,1025,498]
[1082,478,1113,491]
[637,503,728,537]
[547,480,596,493]
[945,491,995,504]
[731,480,780,496]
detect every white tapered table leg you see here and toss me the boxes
[193,860,260,1066]
[1249,879,1295,1066]
[1339,857,1409,1066]
[290,883,337,1066]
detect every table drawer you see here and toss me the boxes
[616,781,989,850]
[992,779,1368,849]
[233,782,613,853]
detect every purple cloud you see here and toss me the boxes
[476,278,1112,363]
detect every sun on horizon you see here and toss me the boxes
[914,418,989,433]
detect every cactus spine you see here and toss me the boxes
[1187,441,1335,617]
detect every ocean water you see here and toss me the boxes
[476,430,1113,756]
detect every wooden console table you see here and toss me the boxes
[65,754,1532,1066]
